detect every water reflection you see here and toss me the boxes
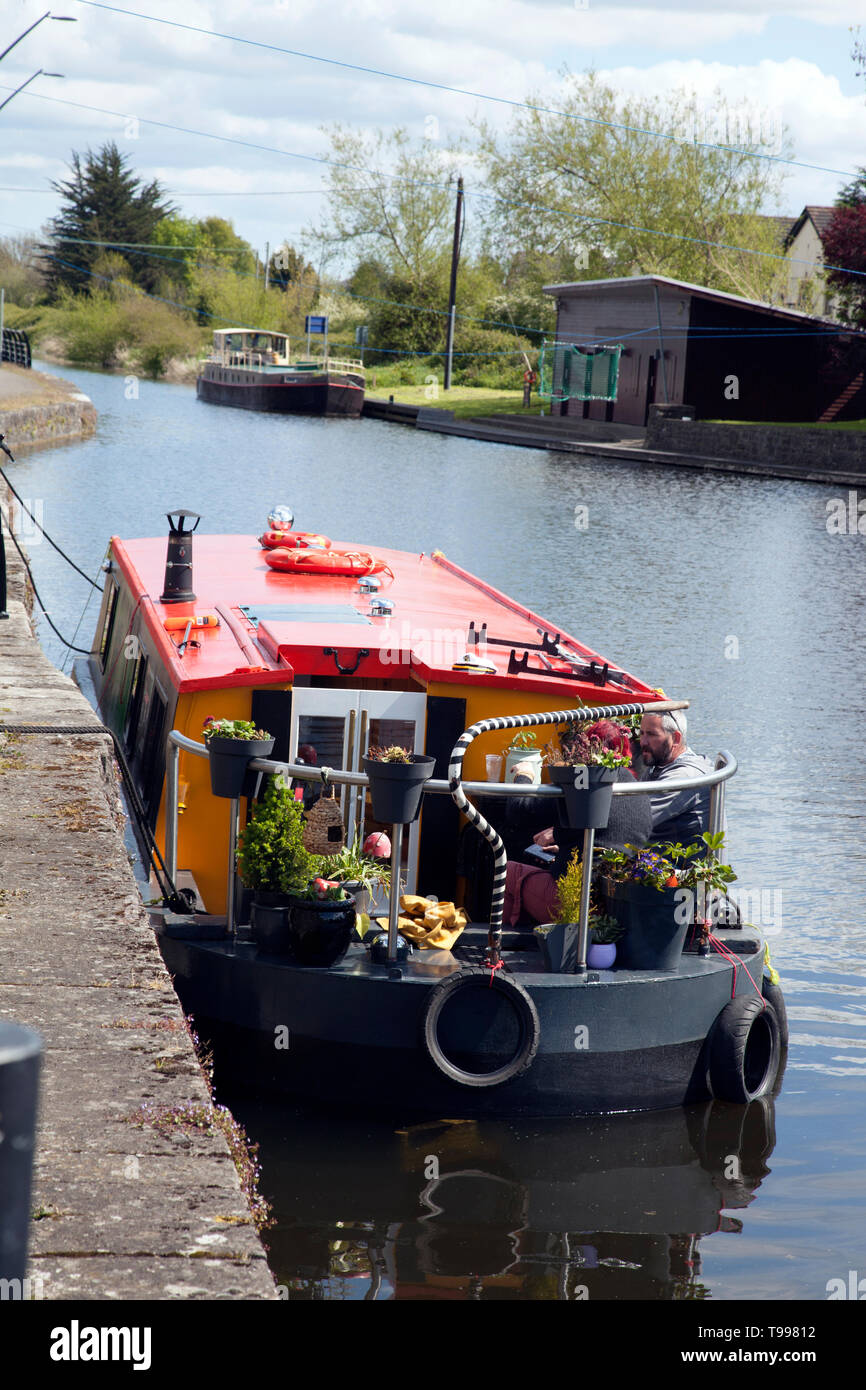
[229,1088,782,1302]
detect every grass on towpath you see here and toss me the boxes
[366,384,551,420]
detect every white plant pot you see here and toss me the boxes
[505,749,544,784]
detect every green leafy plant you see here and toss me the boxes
[236,774,313,893]
[505,730,539,753]
[367,744,413,763]
[659,832,738,909]
[203,717,270,742]
[589,912,623,946]
[312,834,391,894]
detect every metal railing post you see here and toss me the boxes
[226,797,240,942]
[576,827,595,972]
[165,740,179,884]
[386,822,404,962]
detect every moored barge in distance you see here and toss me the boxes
[84,509,786,1118]
[196,329,365,417]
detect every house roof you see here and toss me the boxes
[542,273,839,328]
[787,205,836,243]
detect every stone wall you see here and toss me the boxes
[0,399,97,449]
[645,417,866,475]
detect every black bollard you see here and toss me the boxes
[0,1022,42,1283]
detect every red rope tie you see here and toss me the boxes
[486,958,504,985]
[708,932,764,1003]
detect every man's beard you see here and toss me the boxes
[642,738,674,767]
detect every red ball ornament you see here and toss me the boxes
[364,831,391,858]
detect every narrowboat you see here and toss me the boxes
[196,329,365,417]
[82,507,786,1118]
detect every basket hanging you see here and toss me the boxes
[302,772,346,855]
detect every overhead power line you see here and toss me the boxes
[5,84,866,287]
[71,0,860,182]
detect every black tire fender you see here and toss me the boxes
[421,967,540,1089]
[761,976,789,1049]
[709,993,781,1104]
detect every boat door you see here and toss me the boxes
[289,689,428,891]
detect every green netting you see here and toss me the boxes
[539,340,622,402]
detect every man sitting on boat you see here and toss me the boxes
[639,710,712,842]
[502,720,652,927]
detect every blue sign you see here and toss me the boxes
[305,315,328,335]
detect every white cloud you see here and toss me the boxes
[3,0,866,258]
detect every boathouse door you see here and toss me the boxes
[288,689,428,891]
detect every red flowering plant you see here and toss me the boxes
[546,724,631,772]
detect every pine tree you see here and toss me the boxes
[42,142,174,299]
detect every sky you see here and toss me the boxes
[3,0,866,274]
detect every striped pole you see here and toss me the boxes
[448,700,688,965]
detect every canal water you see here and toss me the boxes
[10,362,865,1302]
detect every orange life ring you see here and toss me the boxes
[264,547,391,577]
[258,530,332,550]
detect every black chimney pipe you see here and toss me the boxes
[160,510,200,604]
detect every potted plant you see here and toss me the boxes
[534,850,584,973]
[203,717,274,799]
[237,774,314,953]
[286,876,357,968]
[362,744,435,824]
[311,833,391,917]
[598,843,687,971]
[545,729,629,830]
[587,912,624,969]
[664,831,738,953]
[504,729,544,784]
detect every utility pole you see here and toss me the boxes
[264,242,270,293]
[443,176,464,393]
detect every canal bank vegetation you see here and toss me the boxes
[2,74,800,387]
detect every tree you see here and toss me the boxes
[0,234,46,306]
[821,204,866,328]
[42,142,173,299]
[311,126,459,292]
[474,72,793,302]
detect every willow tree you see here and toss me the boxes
[474,72,793,303]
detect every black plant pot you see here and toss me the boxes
[533,921,579,973]
[601,878,688,971]
[207,736,275,798]
[249,890,294,954]
[287,897,357,968]
[547,763,615,830]
[362,754,435,824]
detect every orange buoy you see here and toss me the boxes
[264,547,391,577]
[258,530,332,550]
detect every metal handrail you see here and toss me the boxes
[164,723,737,962]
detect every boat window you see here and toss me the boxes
[99,581,119,672]
[138,680,167,825]
[367,718,416,754]
[123,651,148,754]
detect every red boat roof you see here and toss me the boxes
[111,533,658,702]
